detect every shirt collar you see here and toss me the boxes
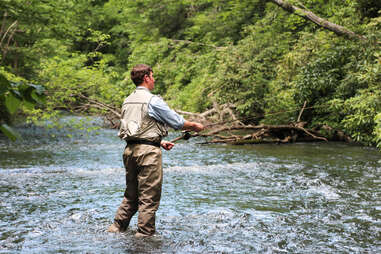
[136,86,150,92]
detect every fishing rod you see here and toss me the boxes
[170,130,193,143]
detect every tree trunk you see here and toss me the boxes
[270,0,367,41]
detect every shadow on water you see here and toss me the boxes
[0,117,380,253]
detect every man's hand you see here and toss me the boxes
[161,140,175,151]
[192,122,204,132]
[182,121,205,132]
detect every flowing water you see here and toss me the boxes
[0,117,380,253]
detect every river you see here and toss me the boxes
[0,117,380,253]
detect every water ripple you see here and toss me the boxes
[0,119,380,253]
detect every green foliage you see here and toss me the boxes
[294,44,352,107]
[0,123,21,141]
[209,6,298,119]
[285,31,380,145]
[35,50,124,119]
[354,0,381,19]
[374,113,381,148]
[0,71,45,140]
[1,0,380,147]
[340,89,380,145]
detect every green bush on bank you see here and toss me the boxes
[0,71,45,140]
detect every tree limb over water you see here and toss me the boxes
[175,103,352,145]
[270,0,367,41]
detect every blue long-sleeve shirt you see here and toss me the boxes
[135,87,184,130]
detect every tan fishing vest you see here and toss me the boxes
[118,87,168,143]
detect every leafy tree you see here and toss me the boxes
[0,72,45,140]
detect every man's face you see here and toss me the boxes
[145,72,155,90]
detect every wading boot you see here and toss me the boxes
[135,232,150,238]
[107,223,124,233]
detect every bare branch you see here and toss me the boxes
[78,94,121,118]
[175,109,202,118]
[0,20,18,48]
[297,101,307,122]
[292,124,328,142]
[0,12,8,37]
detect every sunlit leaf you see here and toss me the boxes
[31,90,46,104]
[0,123,21,141]
[5,92,22,114]
[27,83,45,95]
[23,100,36,110]
[0,74,10,95]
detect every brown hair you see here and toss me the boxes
[130,64,152,86]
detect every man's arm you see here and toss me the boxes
[148,96,204,132]
[148,96,185,130]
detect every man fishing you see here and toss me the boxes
[108,64,204,237]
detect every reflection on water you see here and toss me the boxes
[0,117,380,253]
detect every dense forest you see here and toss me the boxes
[0,0,380,147]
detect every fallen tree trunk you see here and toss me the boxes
[171,101,355,145]
[197,122,331,145]
[74,95,353,145]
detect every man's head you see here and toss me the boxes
[130,64,154,90]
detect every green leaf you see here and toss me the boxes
[31,90,46,104]
[0,74,10,95]
[0,124,21,141]
[20,86,37,104]
[23,100,36,110]
[5,92,22,114]
[31,84,45,95]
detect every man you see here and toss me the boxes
[108,64,204,237]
